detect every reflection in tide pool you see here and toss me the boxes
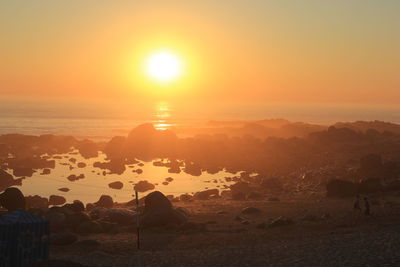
[154,102,173,130]
[17,151,237,204]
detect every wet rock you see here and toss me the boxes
[230,181,252,194]
[78,140,98,159]
[241,207,262,215]
[77,162,87,168]
[134,180,155,192]
[58,187,70,192]
[179,194,193,202]
[326,179,357,197]
[108,181,123,190]
[50,232,78,246]
[69,158,77,163]
[41,168,51,175]
[67,174,85,182]
[25,195,49,208]
[0,169,23,191]
[162,181,169,185]
[165,177,174,182]
[268,216,294,228]
[184,162,202,176]
[13,167,34,177]
[95,195,114,208]
[49,195,66,206]
[194,189,219,200]
[135,168,143,174]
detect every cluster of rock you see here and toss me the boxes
[25,191,189,246]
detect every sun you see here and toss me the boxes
[145,51,183,83]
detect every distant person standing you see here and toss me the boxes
[353,195,361,213]
[364,197,370,216]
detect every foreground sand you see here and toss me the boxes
[50,192,400,266]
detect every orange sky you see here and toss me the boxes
[0,1,399,106]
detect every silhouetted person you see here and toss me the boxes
[0,187,26,213]
[353,194,361,213]
[364,197,370,216]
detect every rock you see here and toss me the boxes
[230,181,252,194]
[0,187,26,211]
[25,195,49,208]
[194,189,219,200]
[67,174,85,182]
[41,168,51,175]
[179,194,193,202]
[95,195,114,208]
[144,191,172,212]
[76,220,103,234]
[184,162,202,176]
[268,216,294,228]
[300,214,318,221]
[326,179,357,197]
[46,212,66,232]
[50,232,78,246]
[13,167,34,177]
[134,180,155,192]
[140,191,187,227]
[268,197,280,202]
[86,203,95,211]
[103,209,137,225]
[69,158,77,163]
[0,169,23,191]
[64,212,91,230]
[63,200,85,212]
[78,140,98,159]
[165,177,174,182]
[108,181,123,190]
[58,187,70,192]
[246,192,264,200]
[135,168,143,174]
[241,207,262,215]
[49,195,66,206]
[178,221,205,231]
[256,222,266,229]
[77,162,87,168]
[162,181,169,185]
[232,191,246,200]
[260,177,283,192]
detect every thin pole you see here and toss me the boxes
[135,190,140,250]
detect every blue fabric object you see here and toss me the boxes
[0,209,49,267]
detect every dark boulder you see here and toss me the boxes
[0,187,26,211]
[95,195,114,208]
[0,169,23,191]
[144,191,172,212]
[49,195,66,206]
[25,195,49,208]
[13,167,34,177]
[194,189,219,200]
[358,177,384,193]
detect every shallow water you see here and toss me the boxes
[14,152,237,204]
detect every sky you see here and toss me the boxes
[0,0,399,108]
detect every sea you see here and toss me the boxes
[1,98,399,141]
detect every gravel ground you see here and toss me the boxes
[53,224,400,267]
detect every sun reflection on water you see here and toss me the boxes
[154,102,172,130]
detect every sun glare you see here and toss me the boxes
[146,51,182,83]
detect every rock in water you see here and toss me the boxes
[134,180,155,192]
[108,181,123,190]
[0,187,26,211]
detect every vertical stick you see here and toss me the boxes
[135,190,140,250]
